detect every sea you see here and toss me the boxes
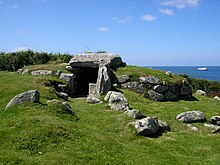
[145,66,220,82]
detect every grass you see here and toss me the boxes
[1,65,220,164]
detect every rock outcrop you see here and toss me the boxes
[31,70,52,76]
[5,90,40,109]
[124,109,146,119]
[176,110,206,123]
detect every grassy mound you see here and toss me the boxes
[1,65,220,164]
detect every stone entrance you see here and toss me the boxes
[66,53,125,97]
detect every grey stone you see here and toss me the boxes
[164,91,178,101]
[86,95,102,104]
[68,53,125,69]
[133,117,160,136]
[158,120,171,132]
[5,90,40,109]
[17,69,29,74]
[105,91,130,111]
[55,70,62,77]
[165,71,172,77]
[121,82,145,94]
[59,73,76,96]
[153,85,169,93]
[213,96,220,100]
[96,65,111,95]
[147,90,165,101]
[139,76,161,85]
[31,70,52,76]
[124,109,146,119]
[47,99,75,115]
[117,75,130,84]
[176,110,206,123]
[180,85,192,96]
[89,83,97,95]
[187,124,199,132]
[211,116,220,125]
[204,124,220,133]
[58,92,68,101]
[196,90,206,96]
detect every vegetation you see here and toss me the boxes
[1,64,220,164]
[0,50,72,71]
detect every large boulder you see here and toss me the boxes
[59,73,76,96]
[211,116,220,125]
[96,65,111,95]
[5,90,40,109]
[104,91,130,111]
[31,70,52,76]
[176,110,206,123]
[133,117,160,136]
[67,53,125,69]
[86,95,102,104]
[180,85,192,96]
[147,90,165,101]
[139,76,161,85]
[117,75,130,84]
[153,85,169,93]
[121,81,145,94]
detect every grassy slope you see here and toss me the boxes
[0,65,220,164]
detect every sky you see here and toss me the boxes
[0,0,220,66]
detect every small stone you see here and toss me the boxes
[124,109,146,119]
[195,90,206,96]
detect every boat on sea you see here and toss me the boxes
[197,67,208,71]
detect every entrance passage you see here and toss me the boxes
[74,67,99,97]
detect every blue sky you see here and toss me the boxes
[0,0,220,66]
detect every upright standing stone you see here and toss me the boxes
[59,73,76,96]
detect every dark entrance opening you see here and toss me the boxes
[74,67,99,97]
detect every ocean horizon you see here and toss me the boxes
[144,66,220,82]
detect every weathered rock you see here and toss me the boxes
[165,71,172,77]
[204,124,220,133]
[133,117,160,136]
[68,53,125,69]
[211,116,220,125]
[139,76,161,85]
[55,70,62,77]
[89,83,97,95]
[59,73,76,96]
[117,75,130,84]
[187,124,199,132]
[86,95,102,104]
[180,85,192,96]
[158,120,171,132]
[121,82,145,94]
[47,99,75,115]
[104,91,130,111]
[147,90,165,101]
[5,90,40,109]
[176,110,206,123]
[196,90,206,96]
[31,70,52,76]
[17,69,29,75]
[213,96,220,100]
[164,91,178,101]
[153,85,169,93]
[96,65,111,95]
[124,109,146,119]
[58,92,68,101]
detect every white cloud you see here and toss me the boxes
[141,14,157,21]
[117,16,133,23]
[159,8,175,15]
[98,26,109,32]
[160,0,201,9]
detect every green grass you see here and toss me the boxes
[1,66,220,164]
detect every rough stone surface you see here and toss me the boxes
[153,85,169,93]
[187,124,199,132]
[165,71,172,77]
[139,76,161,85]
[117,75,130,84]
[164,91,178,101]
[213,96,220,100]
[58,92,68,101]
[31,70,52,76]
[89,83,97,95]
[86,95,102,104]
[147,90,165,101]
[5,90,40,109]
[196,90,206,96]
[158,120,171,132]
[121,82,145,94]
[68,53,125,69]
[55,70,62,77]
[133,117,160,136]
[105,91,129,111]
[124,109,146,119]
[211,116,220,125]
[96,65,111,95]
[59,73,76,96]
[180,85,192,96]
[17,69,29,75]
[204,124,220,133]
[176,110,206,123]
[47,99,75,115]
